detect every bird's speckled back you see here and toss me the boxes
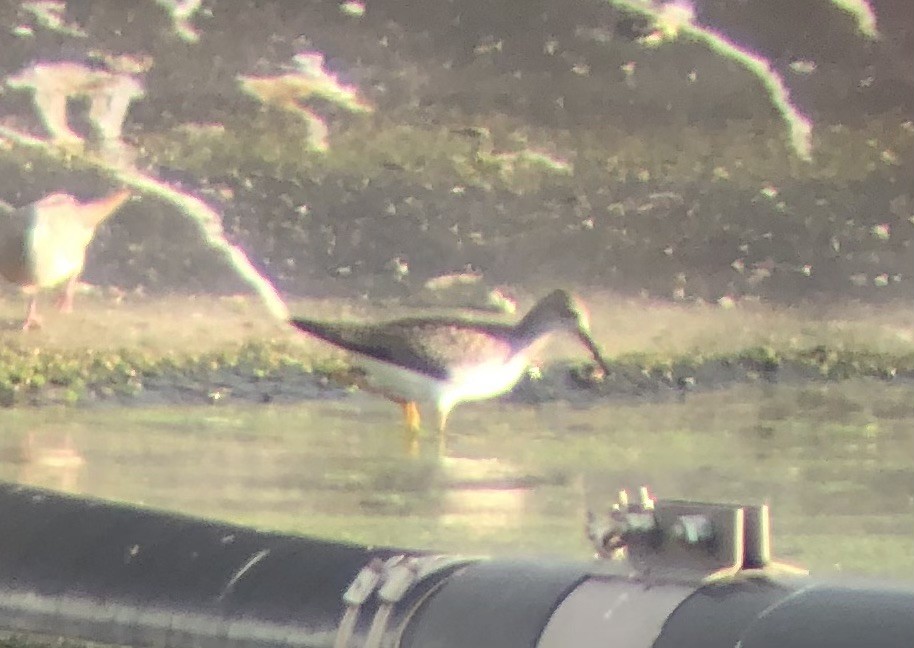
[290,317,520,380]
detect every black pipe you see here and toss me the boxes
[0,482,469,648]
[1,482,913,648]
[729,583,914,648]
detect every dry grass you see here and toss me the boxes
[0,291,287,353]
[580,290,914,358]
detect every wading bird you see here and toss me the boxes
[0,189,132,330]
[290,289,611,454]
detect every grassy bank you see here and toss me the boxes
[0,291,912,407]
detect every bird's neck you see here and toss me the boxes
[512,310,558,350]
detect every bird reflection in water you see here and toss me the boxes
[5,428,86,493]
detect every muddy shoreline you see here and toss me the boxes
[0,292,912,409]
[3,337,911,410]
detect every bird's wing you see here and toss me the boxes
[289,317,518,381]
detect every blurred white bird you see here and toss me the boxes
[0,189,132,330]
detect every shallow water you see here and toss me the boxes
[2,379,913,579]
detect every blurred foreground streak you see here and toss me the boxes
[238,51,373,153]
[5,55,150,157]
[603,0,881,160]
[0,189,132,330]
[0,121,290,320]
[0,50,290,322]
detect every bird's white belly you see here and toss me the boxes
[353,352,530,411]
[27,217,88,287]
[445,354,531,404]
[354,354,448,404]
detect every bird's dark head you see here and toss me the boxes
[518,289,611,374]
[519,289,591,338]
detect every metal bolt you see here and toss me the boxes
[638,486,655,510]
[626,511,657,532]
[342,557,384,606]
[613,489,629,511]
[672,514,713,544]
[377,557,421,603]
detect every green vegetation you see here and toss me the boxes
[0,292,911,408]
[0,337,368,407]
[0,337,912,408]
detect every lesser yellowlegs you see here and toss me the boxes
[289,289,611,454]
[0,189,132,330]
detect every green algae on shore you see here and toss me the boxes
[0,293,912,407]
[0,338,912,408]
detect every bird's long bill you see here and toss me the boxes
[577,329,612,375]
[80,189,132,227]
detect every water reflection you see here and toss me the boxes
[437,457,532,535]
[1,426,86,493]
[0,381,912,579]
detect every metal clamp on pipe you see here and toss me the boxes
[364,556,420,648]
[334,557,385,648]
[586,486,807,583]
[336,553,471,648]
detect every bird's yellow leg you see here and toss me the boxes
[402,401,421,456]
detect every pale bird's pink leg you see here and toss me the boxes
[21,297,42,331]
[55,276,78,313]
